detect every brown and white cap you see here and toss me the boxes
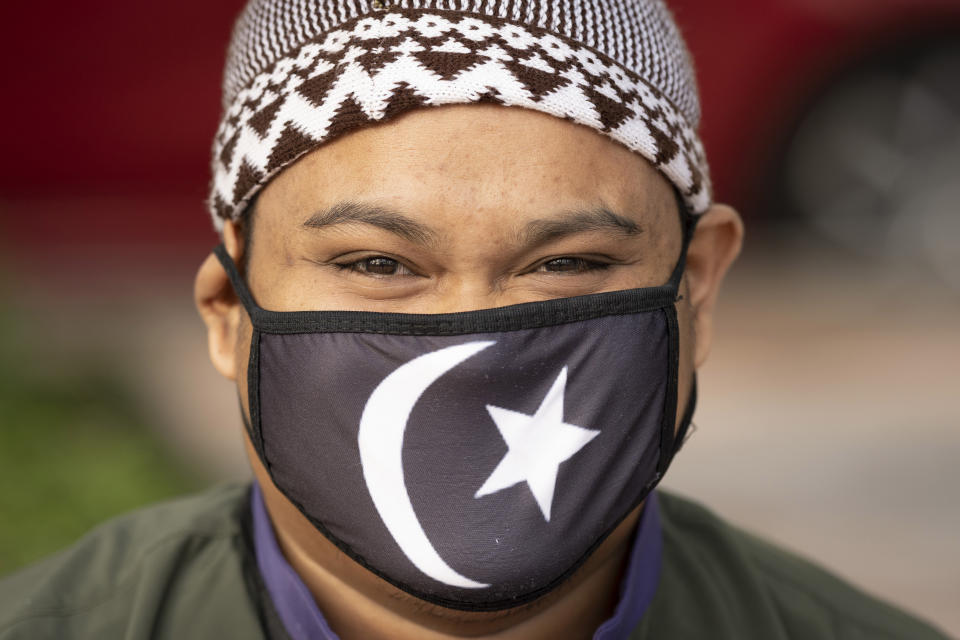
[209,0,712,228]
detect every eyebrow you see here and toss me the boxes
[302,200,643,247]
[520,206,643,246]
[303,201,437,246]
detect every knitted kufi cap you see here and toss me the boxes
[208,0,711,228]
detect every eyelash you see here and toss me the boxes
[334,256,417,277]
[333,256,612,277]
[535,257,612,274]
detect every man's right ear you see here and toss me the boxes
[194,220,247,381]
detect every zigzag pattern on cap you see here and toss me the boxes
[210,1,712,227]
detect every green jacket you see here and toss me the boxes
[0,484,949,639]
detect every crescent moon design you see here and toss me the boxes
[358,341,495,589]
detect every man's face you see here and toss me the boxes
[198,102,740,629]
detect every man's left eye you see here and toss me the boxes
[536,257,610,273]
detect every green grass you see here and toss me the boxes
[0,306,201,574]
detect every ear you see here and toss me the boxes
[684,204,744,368]
[194,220,247,381]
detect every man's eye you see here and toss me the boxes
[536,257,611,273]
[338,256,414,276]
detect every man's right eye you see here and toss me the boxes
[335,256,416,277]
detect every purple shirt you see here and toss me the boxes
[251,482,662,640]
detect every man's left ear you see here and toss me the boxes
[683,204,744,368]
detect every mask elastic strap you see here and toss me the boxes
[671,373,697,456]
[665,198,699,295]
[213,244,261,316]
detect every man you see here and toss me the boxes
[0,1,950,639]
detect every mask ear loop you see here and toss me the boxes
[212,243,270,466]
[665,190,700,295]
[654,192,700,477]
[213,244,262,317]
[670,204,700,457]
[671,375,697,455]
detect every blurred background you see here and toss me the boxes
[1,0,958,634]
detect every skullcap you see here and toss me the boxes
[209,0,711,228]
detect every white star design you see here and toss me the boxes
[474,367,600,522]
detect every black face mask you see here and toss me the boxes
[214,214,697,612]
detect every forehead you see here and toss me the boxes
[254,103,677,236]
